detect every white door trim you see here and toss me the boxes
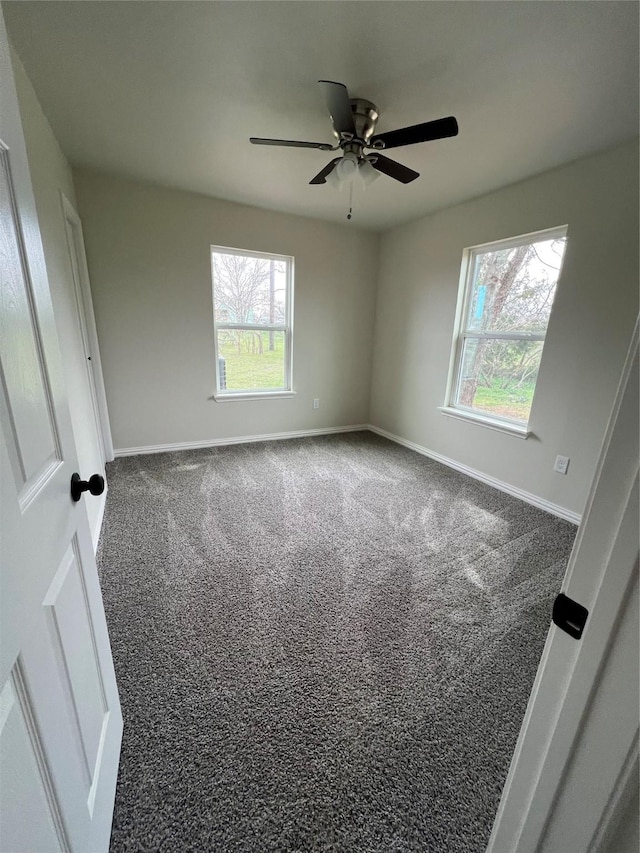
[487,317,639,852]
[590,730,639,853]
[59,191,114,463]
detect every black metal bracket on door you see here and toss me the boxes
[552,593,589,640]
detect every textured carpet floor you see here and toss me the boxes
[98,432,576,853]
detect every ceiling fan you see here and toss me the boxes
[250,80,459,188]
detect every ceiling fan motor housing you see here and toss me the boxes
[341,99,380,155]
[350,99,379,140]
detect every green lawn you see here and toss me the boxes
[218,336,534,415]
[473,378,535,421]
[219,331,285,390]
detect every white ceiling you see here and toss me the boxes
[4,1,639,231]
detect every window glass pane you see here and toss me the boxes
[466,237,567,334]
[212,252,287,325]
[456,338,544,422]
[217,330,285,392]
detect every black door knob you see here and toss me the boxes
[70,472,105,502]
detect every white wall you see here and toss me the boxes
[73,169,379,451]
[370,140,639,517]
[12,51,106,545]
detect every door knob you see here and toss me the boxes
[70,473,105,502]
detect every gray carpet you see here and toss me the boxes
[98,431,576,853]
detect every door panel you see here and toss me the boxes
[0,9,122,851]
[0,145,61,495]
[44,542,109,789]
[0,676,67,852]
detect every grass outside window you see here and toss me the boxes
[218,331,285,392]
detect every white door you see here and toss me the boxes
[0,12,122,853]
[488,324,639,852]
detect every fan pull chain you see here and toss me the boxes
[347,180,354,220]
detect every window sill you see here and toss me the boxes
[438,406,531,439]
[211,391,297,403]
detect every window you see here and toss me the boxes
[211,246,294,399]
[443,227,567,435]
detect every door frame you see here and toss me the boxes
[488,318,639,851]
[59,190,113,464]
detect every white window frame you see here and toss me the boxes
[211,245,294,401]
[441,226,568,438]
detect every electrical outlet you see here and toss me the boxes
[554,455,570,475]
[313,398,320,409]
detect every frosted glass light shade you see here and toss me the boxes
[336,152,358,181]
[359,159,380,187]
[326,166,343,189]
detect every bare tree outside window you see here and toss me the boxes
[450,230,567,424]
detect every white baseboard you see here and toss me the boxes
[114,425,369,458]
[367,424,581,525]
[114,422,580,525]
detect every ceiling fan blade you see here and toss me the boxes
[370,154,419,184]
[318,80,356,138]
[250,137,335,151]
[309,158,341,185]
[370,116,458,150]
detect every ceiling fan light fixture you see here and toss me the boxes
[326,165,344,189]
[336,151,358,182]
[359,159,380,188]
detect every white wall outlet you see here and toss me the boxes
[313,398,320,409]
[554,455,570,475]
